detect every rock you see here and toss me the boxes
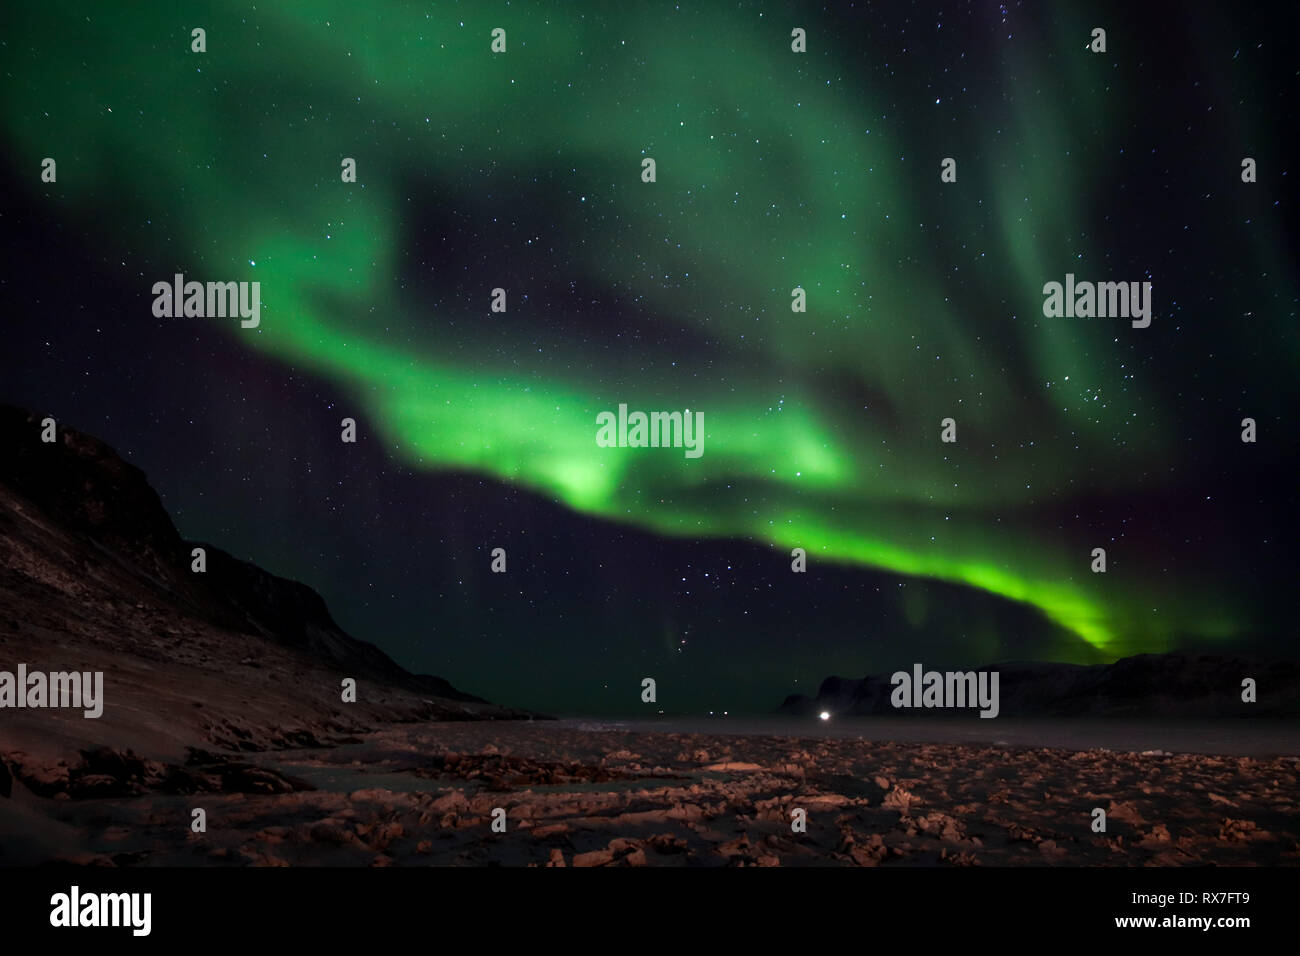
[1106,800,1143,824]
[647,833,688,854]
[360,822,403,851]
[667,803,704,820]
[430,791,470,814]
[1218,818,1262,843]
[71,773,131,798]
[848,840,887,866]
[532,823,570,838]
[572,849,615,867]
[1141,824,1172,845]
[15,762,70,797]
[915,812,964,842]
[308,821,360,846]
[719,835,755,859]
[220,765,307,795]
[882,786,918,811]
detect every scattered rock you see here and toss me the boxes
[1140,824,1172,845]
[532,823,571,839]
[573,849,615,867]
[647,833,688,855]
[1106,800,1144,824]
[882,786,918,812]
[308,821,360,846]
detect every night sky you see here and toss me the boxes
[1,2,1295,716]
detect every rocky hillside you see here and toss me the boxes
[0,404,535,776]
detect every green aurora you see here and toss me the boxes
[4,2,1292,661]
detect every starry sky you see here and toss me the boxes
[1,1,1296,715]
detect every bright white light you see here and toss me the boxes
[819,711,830,721]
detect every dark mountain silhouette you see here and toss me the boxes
[779,654,1300,718]
[0,404,485,699]
[0,404,535,780]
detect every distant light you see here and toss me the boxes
[819,711,830,721]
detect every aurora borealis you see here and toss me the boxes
[2,1,1295,713]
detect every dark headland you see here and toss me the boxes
[0,404,539,797]
[778,655,1300,719]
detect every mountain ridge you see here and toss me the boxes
[778,653,1300,718]
[0,404,537,782]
